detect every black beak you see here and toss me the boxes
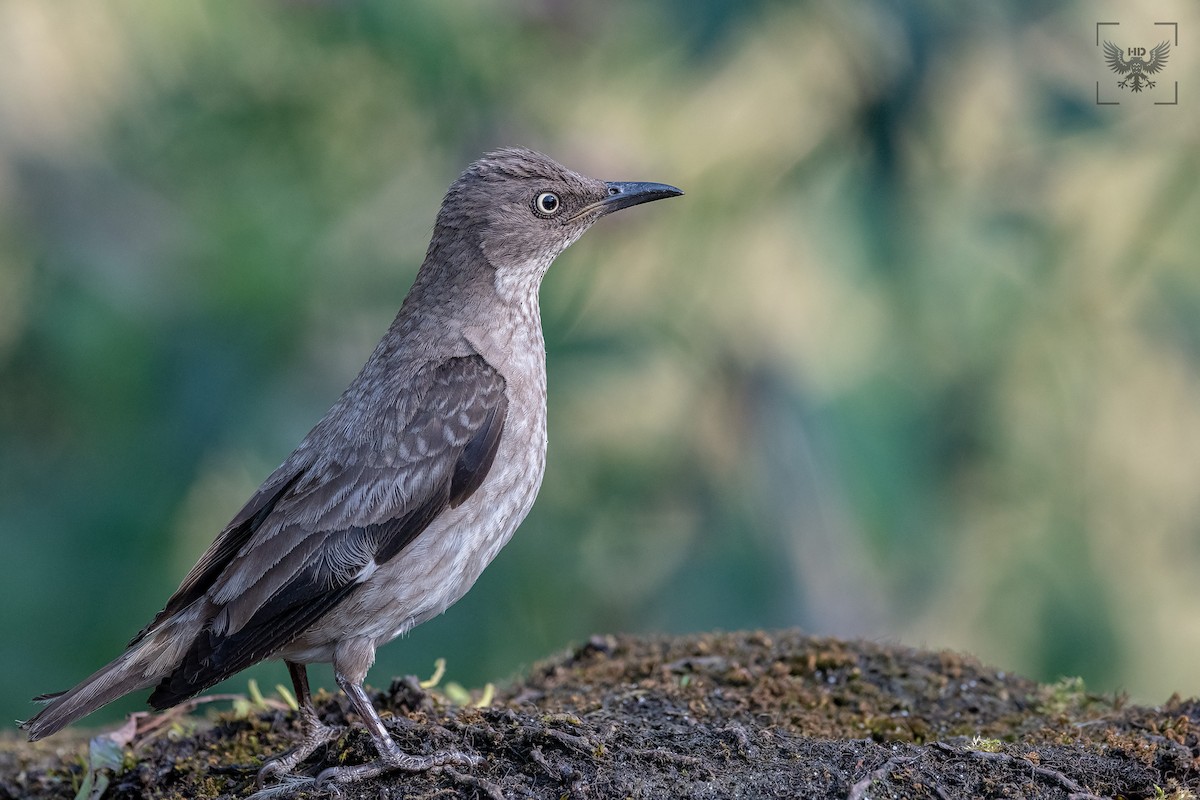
[599,181,684,215]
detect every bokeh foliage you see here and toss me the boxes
[1,0,1198,729]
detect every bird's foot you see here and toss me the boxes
[255,720,346,789]
[1147,80,1156,89]
[246,774,322,800]
[1118,79,1128,88]
[314,741,482,785]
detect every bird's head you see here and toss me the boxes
[432,147,682,301]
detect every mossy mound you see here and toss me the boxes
[2,630,1197,799]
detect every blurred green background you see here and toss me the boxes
[2,0,1199,731]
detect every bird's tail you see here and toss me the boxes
[21,621,191,741]
[21,648,158,741]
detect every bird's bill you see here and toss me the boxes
[573,181,684,219]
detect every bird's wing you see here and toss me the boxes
[1104,41,1129,74]
[147,354,507,707]
[128,468,307,647]
[1145,40,1170,74]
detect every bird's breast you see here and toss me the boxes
[392,316,550,625]
[288,314,550,657]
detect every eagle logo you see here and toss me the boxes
[1103,40,1170,92]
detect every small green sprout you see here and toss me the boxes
[420,658,447,689]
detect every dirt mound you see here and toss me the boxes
[2,630,1197,799]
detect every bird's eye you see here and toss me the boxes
[533,191,561,217]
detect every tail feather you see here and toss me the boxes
[23,604,203,740]
[31,690,66,704]
[21,647,161,741]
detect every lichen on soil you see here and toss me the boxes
[2,630,1198,799]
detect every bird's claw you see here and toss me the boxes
[255,759,292,791]
[246,774,320,800]
[255,721,346,789]
[314,747,482,786]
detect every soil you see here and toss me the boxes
[2,629,1198,799]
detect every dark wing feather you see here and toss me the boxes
[1104,41,1129,74]
[151,570,361,707]
[449,401,506,507]
[129,470,306,647]
[1145,41,1169,74]
[147,354,508,708]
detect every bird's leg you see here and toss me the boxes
[256,661,345,787]
[313,670,480,786]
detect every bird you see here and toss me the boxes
[21,147,682,789]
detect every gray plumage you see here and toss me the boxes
[22,147,680,786]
